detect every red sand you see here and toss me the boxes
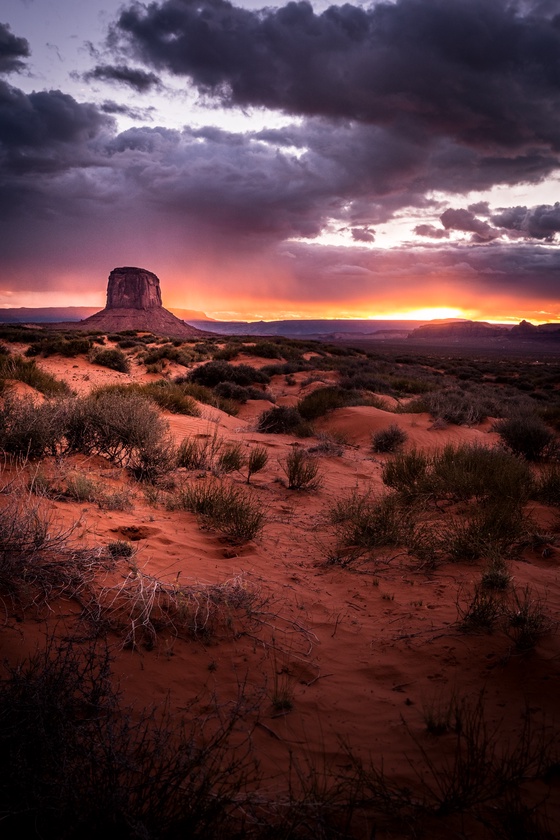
[1,349,559,836]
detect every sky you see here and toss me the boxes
[1,0,560,322]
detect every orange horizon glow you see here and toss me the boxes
[1,288,559,327]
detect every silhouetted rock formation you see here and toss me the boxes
[106,267,162,310]
[408,318,560,345]
[509,320,560,341]
[72,267,206,338]
[408,320,508,341]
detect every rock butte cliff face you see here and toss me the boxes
[75,267,207,339]
[106,267,163,310]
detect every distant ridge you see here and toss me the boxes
[509,320,560,340]
[408,319,560,344]
[0,305,212,324]
[408,320,509,341]
[185,318,427,338]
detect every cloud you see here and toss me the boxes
[491,202,560,240]
[351,227,375,243]
[429,201,560,242]
[440,207,501,241]
[0,22,29,74]
[0,80,112,174]
[112,0,560,153]
[104,0,560,218]
[1,11,560,318]
[100,100,156,121]
[281,239,560,308]
[84,64,162,92]
[414,223,449,239]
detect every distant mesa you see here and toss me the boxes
[408,320,508,341]
[509,319,560,340]
[73,267,207,338]
[408,318,560,343]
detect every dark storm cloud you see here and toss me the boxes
[0,22,29,74]
[2,8,560,311]
[105,0,560,225]
[424,201,560,243]
[414,223,449,239]
[112,0,560,152]
[0,80,113,176]
[440,207,501,242]
[491,202,560,240]
[84,64,162,92]
[467,201,491,216]
[351,227,375,243]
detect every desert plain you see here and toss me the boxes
[0,327,559,839]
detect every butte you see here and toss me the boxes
[74,267,207,339]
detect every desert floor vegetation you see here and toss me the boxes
[0,329,559,838]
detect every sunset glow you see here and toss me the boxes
[372,307,466,322]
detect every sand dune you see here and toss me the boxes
[1,344,559,837]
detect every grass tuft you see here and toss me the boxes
[282,447,322,490]
[371,424,408,453]
[168,479,265,542]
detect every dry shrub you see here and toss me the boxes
[401,386,500,425]
[428,443,532,504]
[505,585,555,651]
[0,354,71,396]
[128,437,177,484]
[63,472,99,502]
[107,540,134,558]
[246,445,269,483]
[297,386,349,420]
[176,427,237,474]
[329,491,412,556]
[173,380,239,415]
[282,447,322,490]
[456,584,504,633]
[97,487,134,511]
[443,500,530,563]
[257,406,312,436]
[90,347,130,373]
[532,462,560,505]
[93,571,263,648]
[480,555,512,591]
[214,381,274,403]
[96,381,201,416]
[382,448,430,499]
[0,493,110,609]
[457,580,554,650]
[382,443,532,507]
[0,638,258,838]
[177,436,212,470]
[307,433,345,457]
[371,424,408,453]
[216,442,246,474]
[354,690,557,834]
[188,360,269,387]
[168,479,265,542]
[494,413,555,461]
[66,391,175,481]
[0,397,70,459]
